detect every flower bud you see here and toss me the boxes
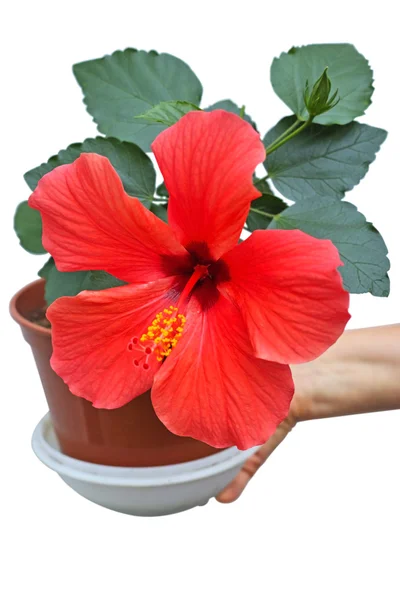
[303,67,340,117]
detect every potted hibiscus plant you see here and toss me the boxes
[11,43,389,514]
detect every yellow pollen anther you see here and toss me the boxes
[130,305,186,365]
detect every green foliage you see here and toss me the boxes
[271,44,374,125]
[269,198,390,296]
[264,117,387,202]
[37,257,54,280]
[151,204,168,223]
[39,258,126,305]
[247,195,287,230]
[73,49,203,151]
[18,137,157,264]
[246,179,287,230]
[24,137,156,206]
[136,101,200,126]
[205,100,257,130]
[14,201,46,254]
[254,178,274,195]
[15,44,390,301]
[156,182,169,198]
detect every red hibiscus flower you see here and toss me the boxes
[29,110,350,450]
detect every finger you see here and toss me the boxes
[216,470,254,503]
[216,418,294,503]
[216,451,267,503]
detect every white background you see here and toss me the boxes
[1,1,399,598]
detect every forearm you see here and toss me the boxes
[218,325,400,503]
[291,325,400,421]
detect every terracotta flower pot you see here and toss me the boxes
[10,279,221,467]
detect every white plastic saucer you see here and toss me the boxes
[32,414,259,516]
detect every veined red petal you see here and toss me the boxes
[28,154,191,283]
[151,282,294,450]
[218,230,350,364]
[152,110,265,262]
[47,277,184,409]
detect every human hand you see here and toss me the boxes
[216,360,314,502]
[216,413,296,503]
[215,363,308,503]
[217,325,400,503]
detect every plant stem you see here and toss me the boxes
[266,116,313,154]
[267,118,301,148]
[239,105,246,118]
[249,207,277,219]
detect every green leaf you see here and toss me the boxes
[39,258,126,305]
[136,101,200,126]
[247,194,288,231]
[14,201,46,254]
[205,100,257,130]
[269,197,390,297]
[73,49,203,152]
[254,177,273,194]
[271,44,374,125]
[156,181,169,198]
[38,257,54,279]
[88,271,127,290]
[264,117,387,202]
[24,137,156,207]
[151,203,168,223]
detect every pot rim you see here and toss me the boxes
[9,279,51,338]
[40,413,236,474]
[32,414,260,487]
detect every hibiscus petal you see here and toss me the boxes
[217,230,350,364]
[151,282,294,450]
[29,154,191,283]
[47,277,184,409]
[152,110,265,262]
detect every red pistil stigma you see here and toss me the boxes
[128,306,186,368]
